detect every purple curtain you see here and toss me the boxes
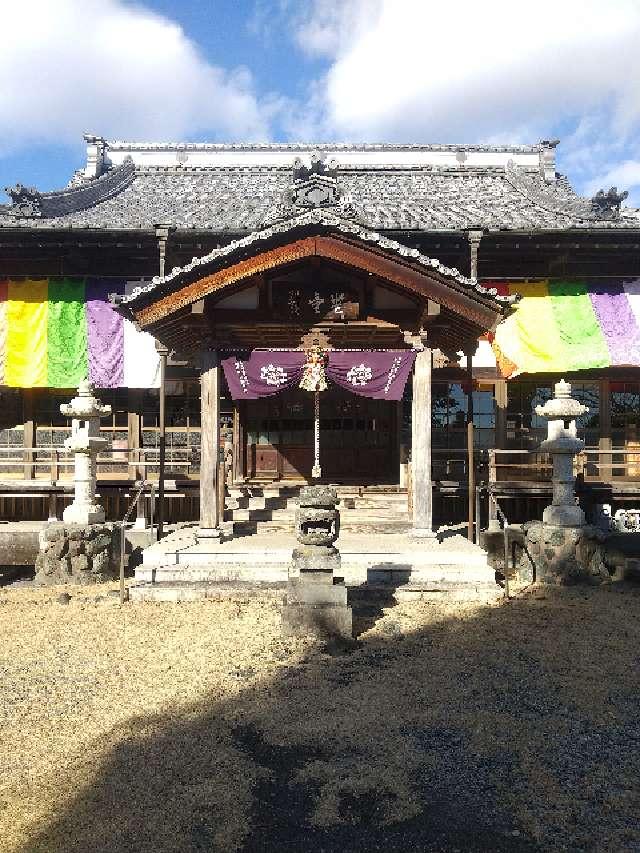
[222,351,305,398]
[86,278,125,388]
[327,351,416,400]
[223,350,416,401]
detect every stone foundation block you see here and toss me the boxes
[289,544,341,576]
[281,602,353,639]
[518,521,610,585]
[285,576,348,607]
[35,522,122,585]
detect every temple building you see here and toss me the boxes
[1,136,639,532]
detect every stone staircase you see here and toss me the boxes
[224,484,410,536]
[131,484,501,602]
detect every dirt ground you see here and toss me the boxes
[1,582,639,853]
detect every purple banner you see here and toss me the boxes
[86,278,125,388]
[327,351,416,400]
[222,351,305,398]
[590,285,640,367]
[223,350,416,401]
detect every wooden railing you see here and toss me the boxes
[0,446,200,481]
[488,447,640,484]
[431,447,488,480]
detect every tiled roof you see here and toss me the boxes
[1,140,638,232]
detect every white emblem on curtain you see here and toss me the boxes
[346,363,372,386]
[260,364,289,386]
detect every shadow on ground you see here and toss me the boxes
[17,584,640,853]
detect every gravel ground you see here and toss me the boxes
[1,582,639,853]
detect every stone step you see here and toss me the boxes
[140,546,492,576]
[226,493,408,511]
[129,579,502,604]
[225,507,409,522]
[230,521,411,537]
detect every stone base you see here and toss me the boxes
[283,560,352,638]
[542,504,586,528]
[409,527,438,540]
[62,504,105,525]
[286,575,348,606]
[518,521,610,585]
[289,544,341,577]
[196,527,222,541]
[282,601,353,639]
[34,522,121,585]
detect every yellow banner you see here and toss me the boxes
[5,280,48,387]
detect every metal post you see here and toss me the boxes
[466,347,475,541]
[119,523,126,605]
[120,478,147,605]
[149,483,155,540]
[503,521,511,600]
[157,345,168,539]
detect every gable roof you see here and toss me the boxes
[2,138,638,233]
[118,209,517,344]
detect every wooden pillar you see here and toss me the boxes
[395,399,403,487]
[411,347,436,537]
[232,401,245,484]
[157,345,169,538]
[23,389,35,480]
[467,230,483,279]
[599,377,611,482]
[155,223,171,278]
[199,350,221,538]
[127,390,142,480]
[494,379,508,449]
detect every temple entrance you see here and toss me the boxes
[244,386,397,482]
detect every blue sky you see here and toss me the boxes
[2,0,640,206]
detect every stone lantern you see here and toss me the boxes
[517,379,610,584]
[60,381,111,525]
[535,379,588,528]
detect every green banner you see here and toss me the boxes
[548,281,609,372]
[47,278,88,388]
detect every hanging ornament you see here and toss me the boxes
[299,345,328,393]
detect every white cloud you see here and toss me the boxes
[293,0,382,59]
[0,0,270,152]
[289,0,640,203]
[584,160,640,198]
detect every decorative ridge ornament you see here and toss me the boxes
[591,187,629,220]
[262,152,364,225]
[4,183,42,218]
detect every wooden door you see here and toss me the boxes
[243,388,395,482]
